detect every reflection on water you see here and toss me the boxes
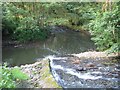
[3,29,96,66]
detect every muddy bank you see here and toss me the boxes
[15,59,61,88]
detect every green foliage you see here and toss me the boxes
[2,2,119,53]
[2,3,49,42]
[88,4,120,53]
[13,17,48,42]
[2,3,18,35]
[2,2,98,40]
[0,65,16,88]
[0,63,29,88]
[11,68,29,80]
[106,43,119,54]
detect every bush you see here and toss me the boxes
[88,5,120,53]
[2,3,18,36]
[0,63,29,88]
[13,17,49,42]
[2,3,49,42]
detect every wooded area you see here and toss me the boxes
[1,1,120,88]
[2,2,120,53]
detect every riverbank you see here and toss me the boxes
[72,51,119,58]
[15,59,61,88]
[2,26,91,48]
[13,51,119,88]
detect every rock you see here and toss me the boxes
[17,59,61,88]
[72,59,80,64]
[86,63,95,68]
[74,67,86,71]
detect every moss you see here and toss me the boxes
[32,71,37,74]
[19,59,61,88]
[39,59,62,88]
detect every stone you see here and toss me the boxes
[17,59,61,88]
[72,59,80,64]
[86,63,95,67]
[75,67,86,71]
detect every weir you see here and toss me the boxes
[2,26,119,88]
[47,55,119,88]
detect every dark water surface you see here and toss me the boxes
[2,27,96,66]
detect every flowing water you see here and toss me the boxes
[47,55,119,88]
[2,26,119,88]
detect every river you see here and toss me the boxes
[2,26,96,66]
[2,26,119,89]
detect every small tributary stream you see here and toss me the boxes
[2,26,119,88]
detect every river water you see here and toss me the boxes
[2,27,96,66]
[2,26,119,89]
[48,55,119,88]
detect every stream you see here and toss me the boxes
[2,26,119,88]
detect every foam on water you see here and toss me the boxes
[48,56,102,80]
[45,55,119,88]
[65,69,102,80]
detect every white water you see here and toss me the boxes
[42,55,119,88]
[48,56,102,80]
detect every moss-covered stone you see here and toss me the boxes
[19,59,62,88]
[39,59,61,88]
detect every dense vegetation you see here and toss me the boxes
[88,2,120,53]
[2,2,120,53]
[0,63,29,88]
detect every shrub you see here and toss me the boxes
[88,5,120,53]
[0,63,29,88]
[2,3,49,42]
[13,17,49,42]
